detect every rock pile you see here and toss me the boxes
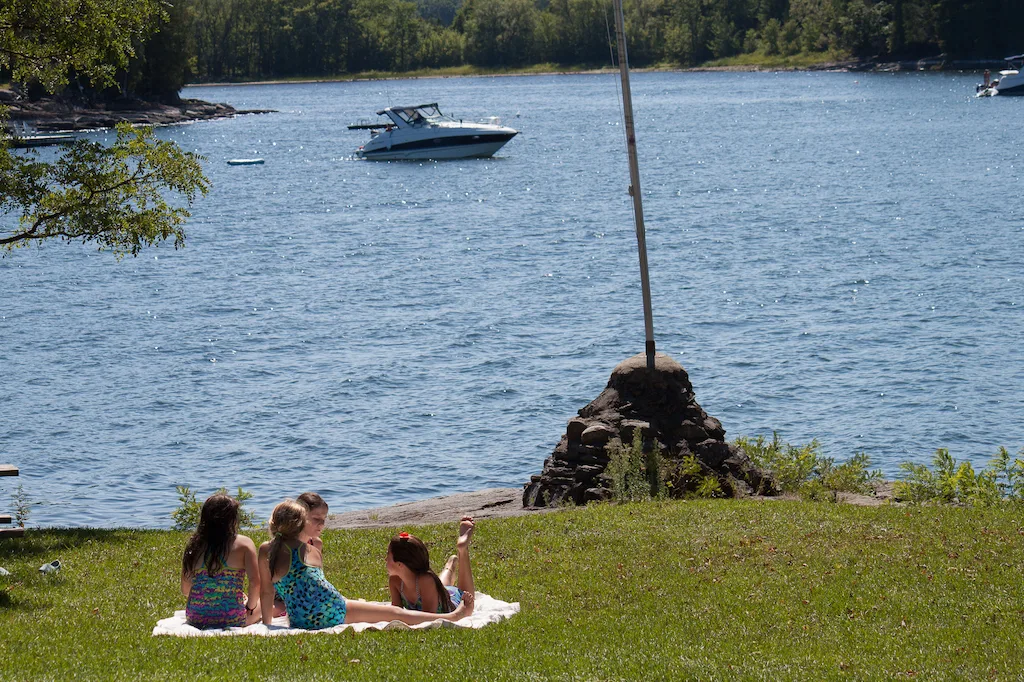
[523,352,777,507]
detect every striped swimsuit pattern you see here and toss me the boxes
[186,562,247,629]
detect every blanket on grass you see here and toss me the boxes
[152,592,518,637]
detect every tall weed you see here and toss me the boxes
[606,430,667,502]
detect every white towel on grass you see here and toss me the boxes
[152,592,518,637]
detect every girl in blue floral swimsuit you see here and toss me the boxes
[258,500,474,629]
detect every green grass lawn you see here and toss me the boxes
[2,500,1023,680]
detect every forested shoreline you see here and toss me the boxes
[8,0,1024,99]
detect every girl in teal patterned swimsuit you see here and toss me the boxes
[181,494,261,629]
[258,500,474,630]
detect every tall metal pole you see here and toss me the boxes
[611,0,656,370]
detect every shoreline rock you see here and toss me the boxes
[523,352,778,508]
[1,90,274,132]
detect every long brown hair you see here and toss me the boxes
[182,494,239,578]
[267,499,306,577]
[388,533,454,613]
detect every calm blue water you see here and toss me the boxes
[2,71,1021,527]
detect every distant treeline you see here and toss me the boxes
[50,0,1024,96]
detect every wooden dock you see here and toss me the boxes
[1,465,24,537]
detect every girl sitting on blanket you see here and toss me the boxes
[181,494,261,629]
[386,516,475,614]
[258,499,474,630]
[273,491,330,617]
[296,491,329,550]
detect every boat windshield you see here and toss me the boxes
[393,105,444,125]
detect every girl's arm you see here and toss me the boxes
[257,542,276,625]
[388,575,403,607]
[419,574,440,613]
[239,536,261,623]
[180,552,194,597]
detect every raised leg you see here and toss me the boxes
[439,554,458,587]
[455,516,475,597]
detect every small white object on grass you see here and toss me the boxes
[39,560,61,574]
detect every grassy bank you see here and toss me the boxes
[184,55,842,88]
[2,500,1022,680]
[702,50,847,70]
[186,63,620,87]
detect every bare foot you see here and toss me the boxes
[457,516,475,550]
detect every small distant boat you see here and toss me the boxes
[347,103,517,161]
[227,158,265,165]
[977,55,1024,97]
[9,133,74,148]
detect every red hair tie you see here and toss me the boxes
[398,532,410,539]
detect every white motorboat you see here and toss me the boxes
[977,55,1024,97]
[347,103,517,160]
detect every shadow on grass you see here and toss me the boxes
[0,528,135,562]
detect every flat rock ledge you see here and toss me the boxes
[0,90,274,132]
[325,488,560,529]
[524,352,779,508]
[323,481,898,530]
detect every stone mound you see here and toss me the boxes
[523,352,777,507]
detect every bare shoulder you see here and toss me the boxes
[417,574,437,593]
[234,534,258,551]
[300,542,323,567]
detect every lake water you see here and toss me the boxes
[2,71,1021,528]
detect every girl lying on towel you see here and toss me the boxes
[258,499,474,630]
[181,494,262,629]
[386,517,475,614]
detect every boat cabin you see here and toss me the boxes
[1000,54,1023,77]
[379,103,444,128]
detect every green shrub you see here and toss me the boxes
[672,454,726,499]
[734,432,822,492]
[796,479,835,502]
[896,447,1022,506]
[733,432,882,498]
[819,452,883,494]
[694,475,723,499]
[171,485,258,531]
